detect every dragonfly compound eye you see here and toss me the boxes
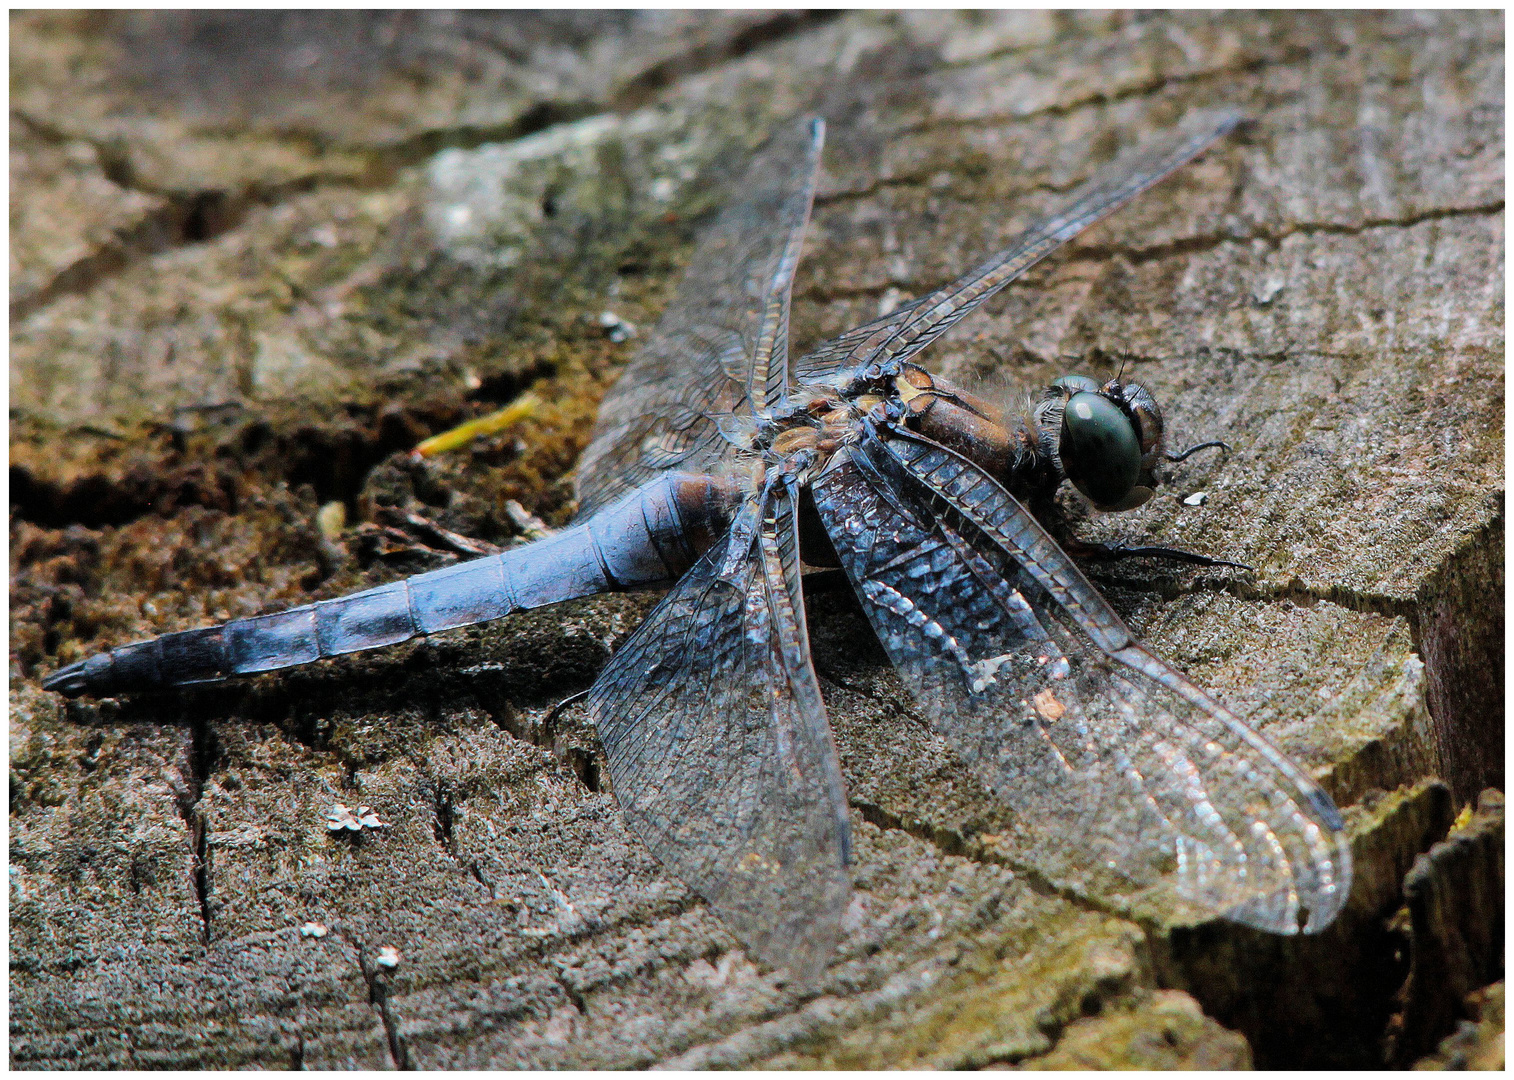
[1060,391,1146,510]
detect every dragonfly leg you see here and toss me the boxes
[542,687,591,731]
[839,356,906,397]
[1072,537,1252,571]
[1165,439,1231,463]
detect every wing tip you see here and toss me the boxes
[749,910,845,987]
[1217,827,1355,936]
[714,869,852,987]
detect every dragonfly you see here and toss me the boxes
[44,110,1352,982]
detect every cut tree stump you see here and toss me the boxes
[11,11,1502,1068]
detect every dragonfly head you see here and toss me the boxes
[1049,375,1166,511]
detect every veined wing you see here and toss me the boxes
[794,109,1244,386]
[586,480,851,980]
[575,118,825,518]
[810,431,1351,933]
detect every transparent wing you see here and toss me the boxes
[810,433,1351,933]
[575,118,825,517]
[795,109,1244,386]
[586,481,851,979]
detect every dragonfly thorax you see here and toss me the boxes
[874,364,1173,514]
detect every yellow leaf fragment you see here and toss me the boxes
[413,392,542,457]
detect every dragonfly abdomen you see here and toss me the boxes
[42,471,740,698]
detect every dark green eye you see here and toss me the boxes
[1060,391,1145,509]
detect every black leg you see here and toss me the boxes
[1166,439,1231,463]
[542,687,591,730]
[1077,539,1252,571]
[1028,497,1252,572]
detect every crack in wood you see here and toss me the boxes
[796,201,1503,309]
[11,11,837,324]
[357,940,413,1070]
[172,715,221,946]
[431,783,458,859]
[849,795,1133,928]
[553,970,591,1018]
[884,41,1338,142]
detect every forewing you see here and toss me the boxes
[795,109,1243,386]
[575,118,825,517]
[811,436,1352,933]
[586,484,851,979]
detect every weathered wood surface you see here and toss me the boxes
[10,11,1502,1068]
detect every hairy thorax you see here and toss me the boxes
[765,366,1057,510]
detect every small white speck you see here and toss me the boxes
[446,205,473,228]
[376,946,400,969]
[1253,276,1286,305]
[290,44,321,71]
[299,921,329,938]
[326,803,389,832]
[650,176,675,201]
[1183,491,1208,506]
[597,310,637,342]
